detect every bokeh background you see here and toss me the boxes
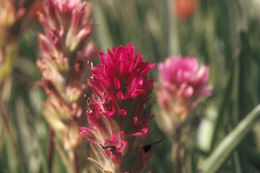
[1,0,260,172]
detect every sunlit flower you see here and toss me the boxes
[80,43,155,173]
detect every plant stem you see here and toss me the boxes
[0,102,25,172]
[176,142,182,173]
[167,0,179,56]
[48,128,55,173]
[73,150,79,173]
[175,124,182,173]
[54,138,73,173]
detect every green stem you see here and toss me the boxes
[167,0,179,56]
[176,142,182,173]
[0,100,25,172]
[174,125,182,173]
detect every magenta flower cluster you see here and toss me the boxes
[157,57,212,122]
[80,43,155,172]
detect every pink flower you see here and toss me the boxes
[103,131,127,164]
[52,0,81,13]
[37,0,96,152]
[157,57,212,122]
[38,0,94,53]
[80,43,155,172]
[89,43,154,133]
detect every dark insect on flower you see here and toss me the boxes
[143,145,152,153]
[100,144,117,152]
[142,137,165,153]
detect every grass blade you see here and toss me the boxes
[199,104,260,173]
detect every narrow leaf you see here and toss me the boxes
[199,104,260,173]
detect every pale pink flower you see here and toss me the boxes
[157,57,212,123]
[37,0,96,153]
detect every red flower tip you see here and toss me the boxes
[90,43,155,119]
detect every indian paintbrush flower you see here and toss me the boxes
[156,56,212,136]
[37,0,96,172]
[80,43,155,173]
[156,56,211,173]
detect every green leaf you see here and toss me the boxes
[199,104,260,173]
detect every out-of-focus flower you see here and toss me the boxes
[37,0,96,150]
[38,0,94,53]
[37,2,97,172]
[80,43,155,173]
[0,0,30,84]
[0,0,16,80]
[0,1,15,40]
[174,0,198,20]
[28,0,44,20]
[156,57,211,136]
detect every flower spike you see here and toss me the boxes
[81,43,155,173]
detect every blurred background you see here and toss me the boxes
[1,0,260,172]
